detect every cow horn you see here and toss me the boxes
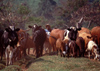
[76,17,84,28]
[63,24,69,28]
[24,28,31,31]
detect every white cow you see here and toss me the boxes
[86,40,100,60]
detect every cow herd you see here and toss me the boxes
[0,24,100,66]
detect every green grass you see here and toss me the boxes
[0,52,100,71]
[27,54,100,71]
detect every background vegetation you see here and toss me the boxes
[0,0,100,30]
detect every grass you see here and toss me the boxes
[0,52,100,71]
[27,53,100,71]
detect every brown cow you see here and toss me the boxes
[67,40,78,57]
[78,27,91,50]
[76,37,85,57]
[78,32,92,50]
[49,29,64,51]
[16,29,35,59]
[91,26,100,46]
[28,24,46,58]
[17,29,28,58]
[56,39,66,57]
[25,34,35,55]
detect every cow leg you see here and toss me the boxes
[1,47,4,60]
[9,50,13,65]
[57,49,58,56]
[36,45,39,58]
[28,48,30,55]
[5,48,9,66]
[49,46,51,53]
[60,49,62,57]
[67,48,70,58]
[33,48,36,55]
[40,45,43,56]
[23,48,27,56]
[88,51,91,58]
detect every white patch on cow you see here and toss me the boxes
[69,42,72,47]
[70,26,76,31]
[63,51,66,55]
[64,29,70,40]
[9,39,11,42]
[87,40,98,51]
[4,31,8,38]
[33,25,36,28]
[9,26,14,31]
[9,50,13,65]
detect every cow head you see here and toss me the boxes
[5,26,20,42]
[28,24,41,33]
[64,26,81,41]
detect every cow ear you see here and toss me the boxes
[15,28,20,32]
[67,28,71,31]
[77,28,81,31]
[28,25,33,28]
[5,28,11,32]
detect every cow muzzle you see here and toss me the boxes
[17,42,20,47]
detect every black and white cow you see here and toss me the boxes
[64,26,81,41]
[29,24,46,58]
[0,26,20,66]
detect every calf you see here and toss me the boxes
[56,39,66,57]
[67,40,78,57]
[86,40,100,60]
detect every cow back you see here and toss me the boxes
[91,26,100,45]
[33,28,46,45]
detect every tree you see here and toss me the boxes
[37,0,56,19]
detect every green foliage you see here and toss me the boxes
[67,0,88,12]
[18,5,30,15]
[28,16,41,23]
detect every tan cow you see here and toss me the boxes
[78,27,91,34]
[78,27,100,60]
[56,38,66,57]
